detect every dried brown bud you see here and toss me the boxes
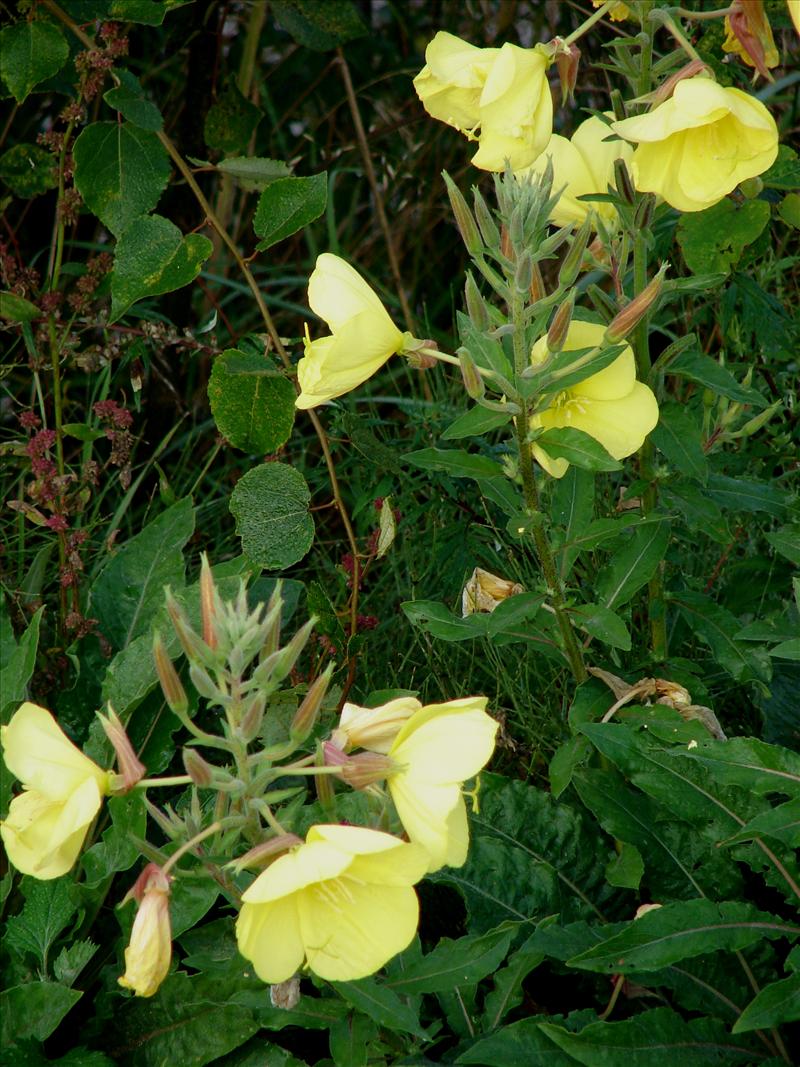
[555,41,581,106]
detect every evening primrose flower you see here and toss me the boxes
[0,702,113,879]
[611,76,778,212]
[523,115,634,230]
[235,824,429,983]
[722,1,779,81]
[530,321,658,479]
[118,864,173,997]
[331,696,422,754]
[412,31,498,135]
[296,254,406,410]
[386,697,498,872]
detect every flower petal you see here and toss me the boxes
[391,697,496,783]
[1,776,102,878]
[236,895,305,984]
[1,702,108,800]
[308,254,394,333]
[242,840,351,904]
[542,381,659,460]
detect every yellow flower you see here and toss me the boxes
[722,1,779,80]
[118,864,172,997]
[530,321,659,479]
[593,0,632,21]
[236,824,429,983]
[611,76,778,212]
[523,115,634,230]
[0,702,112,879]
[331,696,422,754]
[413,33,552,172]
[386,697,498,872]
[296,254,406,410]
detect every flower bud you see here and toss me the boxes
[99,705,145,793]
[118,864,172,998]
[153,632,189,717]
[464,272,489,331]
[331,696,420,754]
[650,59,709,106]
[199,554,218,651]
[723,0,778,82]
[500,224,513,262]
[165,589,213,666]
[443,171,482,255]
[546,292,575,355]
[530,261,546,304]
[633,193,656,231]
[189,662,220,702]
[473,189,500,250]
[239,691,267,742]
[508,203,524,249]
[290,664,333,744]
[613,157,636,206]
[558,216,592,287]
[182,747,214,787]
[513,251,533,295]
[458,348,485,400]
[605,264,667,343]
[338,751,395,791]
[261,618,316,687]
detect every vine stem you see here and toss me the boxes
[510,290,588,684]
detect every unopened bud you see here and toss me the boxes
[555,41,580,106]
[443,171,482,255]
[546,292,575,355]
[271,618,316,684]
[99,705,145,793]
[538,223,572,259]
[633,193,656,231]
[500,224,513,262]
[118,863,172,998]
[153,633,189,716]
[464,272,489,331]
[260,586,284,659]
[227,834,302,874]
[606,264,668,343]
[530,261,546,304]
[723,1,778,81]
[239,691,267,742]
[473,189,500,249]
[508,203,524,249]
[458,349,485,401]
[182,747,214,787]
[609,88,626,122]
[165,589,211,665]
[613,157,636,206]
[514,251,533,294]
[189,662,219,701]
[729,398,782,439]
[290,665,333,744]
[199,554,218,650]
[559,216,593,287]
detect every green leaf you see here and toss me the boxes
[723,798,800,848]
[109,0,190,23]
[442,405,512,440]
[778,190,800,229]
[110,214,213,321]
[765,525,800,566]
[540,1007,759,1066]
[661,482,731,543]
[404,447,504,480]
[204,81,262,155]
[538,343,626,394]
[552,465,594,578]
[706,473,788,518]
[596,520,669,611]
[169,878,220,939]
[457,1016,576,1065]
[761,145,800,190]
[5,878,76,970]
[103,69,163,131]
[0,605,43,721]
[208,349,295,454]
[733,971,800,1032]
[217,156,291,191]
[333,977,428,1039]
[253,173,328,251]
[91,497,194,649]
[230,463,314,570]
[549,736,591,798]
[0,982,82,1044]
[270,0,366,51]
[650,403,707,482]
[670,591,770,684]
[0,290,39,322]
[481,930,546,1029]
[0,143,58,197]
[386,923,517,996]
[328,1013,377,1067]
[457,312,513,379]
[80,792,147,888]
[605,841,644,889]
[61,422,106,442]
[672,736,800,797]
[73,122,170,237]
[667,349,767,408]
[0,21,69,103]
[537,428,622,472]
[53,940,97,987]
[568,898,799,974]
[570,603,631,651]
[401,600,490,641]
[677,198,770,275]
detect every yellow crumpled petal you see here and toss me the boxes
[333,696,422,754]
[412,31,498,133]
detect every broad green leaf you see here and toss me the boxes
[386,923,516,995]
[73,122,170,237]
[670,591,770,684]
[230,463,314,569]
[401,600,490,641]
[605,841,644,889]
[733,971,800,1032]
[760,145,800,190]
[253,173,328,251]
[537,428,622,472]
[208,349,295,454]
[5,878,76,970]
[169,879,220,939]
[442,405,512,440]
[671,736,800,798]
[765,525,800,566]
[567,898,800,973]
[549,736,591,798]
[0,605,44,721]
[0,982,82,1044]
[109,0,191,24]
[61,422,106,442]
[540,1007,758,1066]
[650,403,707,482]
[328,1013,377,1067]
[270,0,366,51]
[103,69,163,131]
[551,465,594,578]
[457,312,513,379]
[217,155,291,191]
[538,343,626,394]
[0,143,58,197]
[80,793,148,889]
[404,447,504,480]
[110,214,213,321]
[724,798,800,849]
[570,603,631,650]
[677,198,770,275]
[457,1017,575,1066]
[771,638,800,660]
[0,290,39,322]
[53,940,97,987]
[662,482,731,543]
[204,81,262,155]
[706,473,788,518]
[596,520,669,611]
[667,350,767,408]
[0,21,69,103]
[333,977,428,1039]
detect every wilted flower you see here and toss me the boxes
[0,702,112,879]
[592,0,631,21]
[611,76,778,212]
[331,696,422,754]
[386,698,498,872]
[462,568,524,616]
[523,115,634,231]
[118,864,173,997]
[530,321,659,479]
[296,254,406,409]
[722,0,778,81]
[235,824,429,983]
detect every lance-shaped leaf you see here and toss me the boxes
[733,971,800,1033]
[596,520,669,612]
[670,736,800,799]
[385,922,517,996]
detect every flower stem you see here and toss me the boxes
[137,775,194,789]
[649,9,702,63]
[564,1,616,47]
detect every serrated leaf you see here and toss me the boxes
[53,939,97,986]
[404,447,504,480]
[596,520,669,612]
[270,0,366,51]
[670,591,769,684]
[733,971,800,1032]
[386,923,517,995]
[537,427,622,472]
[650,403,707,482]
[110,214,213,321]
[103,69,163,131]
[1,605,43,721]
[0,143,58,197]
[253,173,328,250]
[0,21,69,103]
[0,982,82,1044]
[677,198,770,275]
[208,349,295,454]
[73,122,170,237]
[230,463,314,569]
[217,156,292,191]
[5,878,76,969]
